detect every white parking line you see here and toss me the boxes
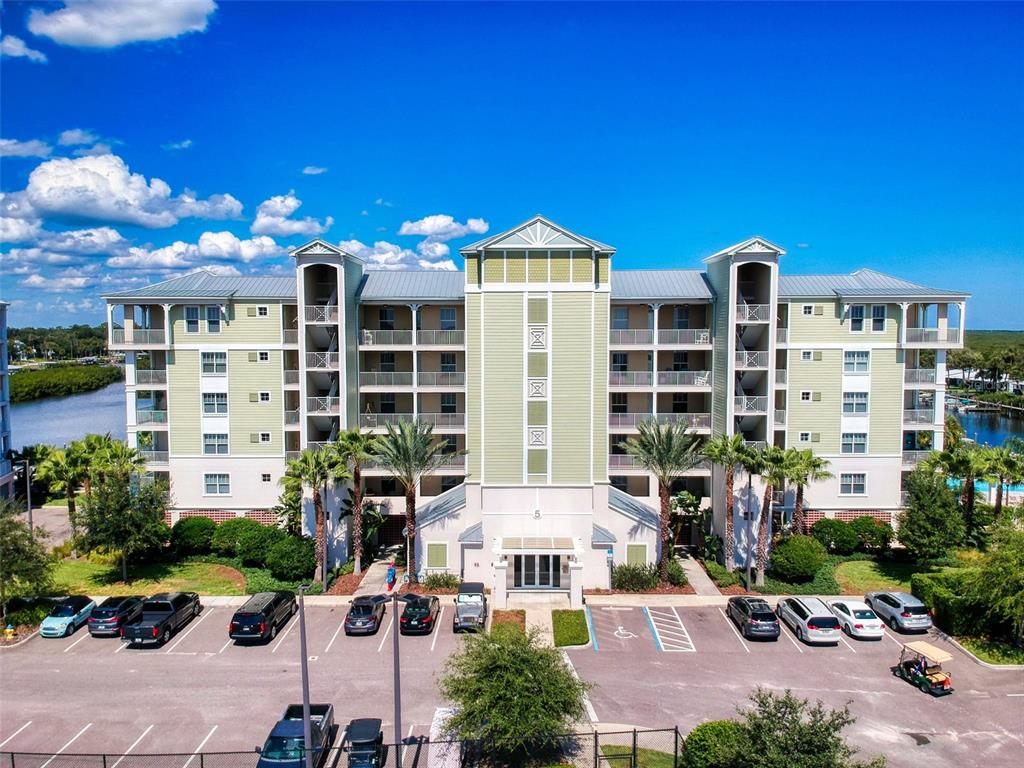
[271,618,298,654]
[0,721,32,749]
[646,607,696,652]
[109,725,153,768]
[431,607,445,653]
[400,723,415,762]
[40,723,91,768]
[562,651,599,722]
[182,726,218,768]
[165,608,215,654]
[62,632,91,654]
[377,617,394,653]
[324,622,345,653]
[218,638,232,654]
[839,635,858,654]
[114,639,128,654]
[780,623,805,654]
[717,608,750,653]
[885,631,904,648]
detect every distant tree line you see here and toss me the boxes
[7,324,109,362]
[9,364,123,403]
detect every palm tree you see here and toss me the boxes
[755,445,789,586]
[984,445,1024,519]
[925,443,983,540]
[785,448,833,535]
[702,434,750,570]
[333,428,380,575]
[36,447,87,532]
[284,447,349,589]
[98,441,146,478]
[74,433,115,495]
[374,421,455,584]
[619,420,704,582]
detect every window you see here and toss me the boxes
[844,350,870,373]
[204,473,230,495]
[673,305,689,329]
[850,305,865,332]
[440,353,457,373]
[202,392,228,414]
[257,306,269,317]
[426,542,448,569]
[185,306,200,334]
[841,433,868,454]
[441,393,457,414]
[611,353,628,372]
[871,305,886,332]
[801,391,812,402]
[843,392,869,414]
[626,543,647,566]
[203,433,228,454]
[379,352,395,373]
[610,476,628,492]
[206,306,221,334]
[259,391,271,403]
[672,351,688,371]
[379,393,395,414]
[440,476,459,492]
[802,305,814,316]
[611,393,628,414]
[439,307,457,331]
[259,432,271,443]
[201,352,227,375]
[672,393,688,413]
[261,473,272,482]
[801,350,812,362]
[840,473,866,495]
[612,307,630,330]
[379,307,395,331]
[258,351,270,362]
[799,432,811,442]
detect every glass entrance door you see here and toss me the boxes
[512,555,562,588]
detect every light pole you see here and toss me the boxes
[745,470,754,590]
[20,459,33,536]
[297,584,314,768]
[392,591,403,749]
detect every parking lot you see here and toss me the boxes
[573,603,1024,768]
[0,601,464,757]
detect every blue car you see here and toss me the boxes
[40,596,96,638]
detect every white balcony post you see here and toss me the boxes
[899,302,909,345]
[409,304,421,419]
[106,303,115,348]
[162,303,173,346]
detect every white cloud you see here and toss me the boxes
[21,272,95,292]
[398,214,488,240]
[0,35,47,63]
[418,258,457,271]
[28,0,217,49]
[360,210,369,216]
[72,142,114,157]
[164,139,193,150]
[107,240,194,269]
[374,198,394,208]
[195,263,241,277]
[416,240,450,260]
[24,153,242,228]
[0,138,52,158]
[2,247,77,266]
[58,128,98,146]
[38,226,128,254]
[54,297,98,313]
[796,243,811,249]
[106,231,284,269]
[337,239,419,270]
[196,231,284,262]
[0,217,43,243]
[251,192,332,237]
[302,166,327,175]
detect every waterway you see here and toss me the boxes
[952,409,1023,448]
[9,381,126,449]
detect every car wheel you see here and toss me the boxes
[291,601,298,615]
[889,617,898,631]
[919,681,931,694]
[193,604,200,617]
[64,623,74,637]
[161,628,171,644]
[270,624,278,640]
[797,627,805,643]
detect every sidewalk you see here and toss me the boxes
[677,553,720,597]
[352,559,395,597]
[507,592,569,646]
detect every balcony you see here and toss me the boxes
[902,450,931,467]
[905,328,961,346]
[609,413,651,429]
[609,371,654,387]
[285,409,300,425]
[904,369,938,385]
[776,328,789,344]
[610,329,654,345]
[111,329,166,346]
[735,304,771,323]
[284,370,299,386]
[657,413,711,431]
[743,440,767,451]
[775,369,787,386]
[903,409,935,425]
[656,370,712,388]
[282,330,298,345]
[286,451,302,462]
[307,396,340,414]
[438,455,466,470]
[359,372,414,387]
[609,454,643,469]
[417,330,465,346]
[360,329,413,346]
[305,352,339,369]
[657,329,711,346]
[136,410,168,425]
[418,371,465,387]
[306,441,332,452]
[134,370,167,385]
[305,305,339,324]
[419,412,466,429]
[140,450,169,465]
[734,396,768,414]
[735,351,769,369]
[774,409,787,426]
[360,413,413,430]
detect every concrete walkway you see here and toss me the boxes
[676,553,721,596]
[507,592,569,646]
[351,559,395,597]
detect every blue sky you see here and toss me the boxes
[1,1,1021,328]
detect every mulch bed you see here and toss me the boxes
[0,624,39,646]
[492,609,527,631]
[398,583,459,596]
[718,583,756,596]
[584,583,696,595]
[325,570,370,595]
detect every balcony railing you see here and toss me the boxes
[284,370,299,385]
[112,329,166,345]
[420,412,466,428]
[285,451,302,462]
[361,329,413,345]
[904,368,937,385]
[609,370,654,386]
[609,413,650,429]
[359,372,414,387]
[657,370,712,387]
[743,440,767,451]
[736,304,771,322]
[734,396,768,413]
[305,352,339,369]
[902,450,931,466]
[285,409,300,425]
[776,328,789,344]
[134,370,167,385]
[282,330,298,344]
[905,328,961,345]
[305,305,339,324]
[774,409,787,425]
[903,409,935,425]
[418,371,466,387]
[609,329,654,345]
[140,450,169,464]
[136,410,168,425]
[360,413,413,429]
[306,441,332,452]
[775,369,787,385]
[609,454,642,469]
[656,413,711,431]
[438,455,466,469]
[417,330,465,346]
[307,396,340,414]
[735,351,770,369]
[657,329,711,345]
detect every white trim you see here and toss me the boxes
[839,432,869,455]
[184,305,200,334]
[465,283,611,294]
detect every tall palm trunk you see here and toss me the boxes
[405,486,417,584]
[755,485,772,586]
[313,486,326,587]
[963,471,976,538]
[994,476,1004,519]
[724,467,735,570]
[793,484,805,534]
[352,462,364,575]
[658,482,671,583]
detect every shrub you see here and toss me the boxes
[237,525,287,567]
[911,570,991,637]
[211,518,264,557]
[703,559,740,588]
[423,572,461,591]
[667,558,688,587]
[683,720,748,768]
[769,535,827,582]
[551,609,590,647]
[810,518,858,555]
[849,515,893,553]
[611,563,659,591]
[265,537,316,581]
[4,599,53,629]
[170,517,217,556]
[86,547,122,566]
[900,468,964,561]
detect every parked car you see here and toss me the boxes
[726,596,780,640]
[40,596,95,638]
[827,599,885,640]
[865,591,933,633]
[256,704,335,768]
[343,718,384,768]
[344,595,388,635]
[121,592,201,645]
[88,596,144,637]
[400,595,440,635]
[453,582,487,632]
[229,591,297,643]
[776,597,841,645]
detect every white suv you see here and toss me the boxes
[777,597,841,645]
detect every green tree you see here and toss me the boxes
[374,421,455,584]
[947,347,984,385]
[925,443,984,543]
[35,447,87,535]
[702,434,751,570]
[272,479,303,537]
[943,414,965,450]
[899,468,964,562]
[439,627,589,763]
[784,449,833,535]
[333,428,380,575]
[755,445,788,586]
[284,448,349,589]
[982,445,1024,520]
[619,420,704,582]
[965,524,1024,646]
[0,500,53,622]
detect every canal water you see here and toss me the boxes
[9,381,127,450]
[953,409,1023,447]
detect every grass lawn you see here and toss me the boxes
[492,609,526,632]
[552,609,589,647]
[957,636,1024,665]
[834,559,922,594]
[601,746,676,768]
[53,558,246,596]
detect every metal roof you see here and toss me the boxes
[458,522,483,544]
[104,271,297,300]
[358,270,465,301]
[591,524,617,546]
[779,269,966,299]
[416,484,467,528]
[461,215,614,253]
[611,270,713,300]
[608,487,659,530]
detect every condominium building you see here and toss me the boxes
[0,299,13,499]
[103,216,967,604]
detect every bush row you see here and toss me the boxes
[810,516,893,555]
[910,569,997,637]
[702,559,741,588]
[610,559,688,591]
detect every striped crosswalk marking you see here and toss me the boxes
[645,606,696,652]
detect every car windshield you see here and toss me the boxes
[92,608,116,618]
[142,601,172,613]
[350,605,374,617]
[457,594,483,605]
[906,606,929,615]
[853,609,877,620]
[49,604,76,617]
[405,604,430,617]
[262,737,304,759]
[752,611,777,622]
[810,617,840,629]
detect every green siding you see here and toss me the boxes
[170,301,285,344]
[506,251,526,282]
[482,293,524,484]
[868,348,903,453]
[592,294,609,481]
[466,256,479,284]
[528,256,548,283]
[787,349,842,452]
[527,449,547,474]
[788,301,899,345]
[550,254,571,282]
[528,401,547,425]
[168,350,201,454]
[483,255,504,283]
[597,255,610,284]
[528,352,547,377]
[228,350,283,455]
[572,254,593,283]
[551,293,592,484]
[466,294,482,480]
[528,298,548,324]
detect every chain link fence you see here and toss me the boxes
[1,728,681,768]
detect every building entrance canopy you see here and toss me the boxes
[497,536,579,555]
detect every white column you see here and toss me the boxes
[409,303,421,418]
[492,559,508,609]
[162,303,173,345]
[106,303,115,347]
[958,302,966,344]
[899,302,909,345]
[569,560,584,609]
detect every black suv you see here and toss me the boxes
[88,596,144,637]
[229,591,297,643]
[726,596,781,640]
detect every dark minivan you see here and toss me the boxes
[229,591,297,643]
[88,596,144,637]
[726,596,780,640]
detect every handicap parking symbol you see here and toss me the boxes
[614,626,637,640]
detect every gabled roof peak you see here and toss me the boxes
[289,238,363,262]
[460,214,614,254]
[704,236,786,263]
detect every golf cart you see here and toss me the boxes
[893,640,954,696]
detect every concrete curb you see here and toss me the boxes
[0,630,40,649]
[936,631,1024,672]
[87,594,357,606]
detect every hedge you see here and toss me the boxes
[703,559,740,588]
[170,517,216,556]
[910,569,992,637]
[667,558,688,587]
[810,518,859,555]
[683,720,748,768]
[192,555,323,596]
[211,518,265,557]
[265,537,316,582]
[755,556,841,595]
[611,563,659,591]
[768,535,827,582]
[237,525,287,567]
